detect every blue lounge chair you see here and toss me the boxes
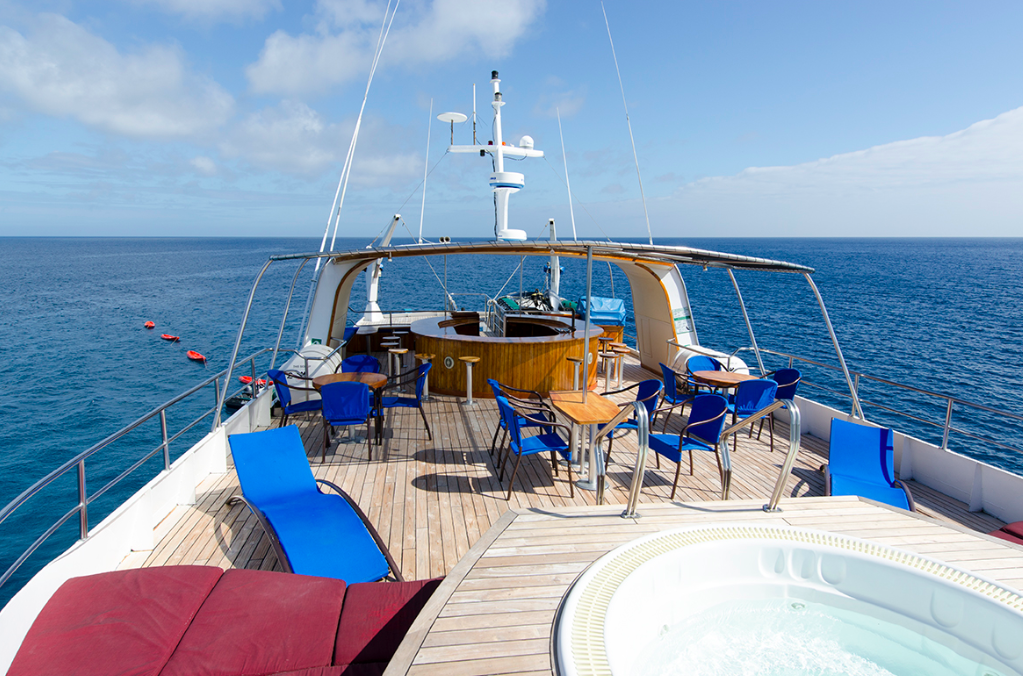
[267,368,321,428]
[727,378,778,452]
[228,426,402,582]
[320,381,373,462]
[601,379,663,463]
[824,418,915,511]
[649,394,729,499]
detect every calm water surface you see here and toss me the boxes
[1,236,1021,604]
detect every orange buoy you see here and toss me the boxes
[238,376,267,386]
[160,334,180,342]
[144,321,155,329]
[186,351,206,362]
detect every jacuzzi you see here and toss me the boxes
[554,525,1023,676]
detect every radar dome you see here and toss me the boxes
[519,135,534,149]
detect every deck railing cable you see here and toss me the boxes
[0,348,273,592]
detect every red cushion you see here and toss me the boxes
[8,566,223,676]
[1000,521,1023,539]
[334,579,442,666]
[991,529,1023,546]
[162,569,347,676]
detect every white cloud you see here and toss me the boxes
[246,0,545,95]
[220,100,420,182]
[662,107,1023,236]
[0,14,233,138]
[191,156,218,175]
[128,0,281,21]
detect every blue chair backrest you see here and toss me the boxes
[773,368,801,401]
[687,394,729,445]
[496,396,521,447]
[320,381,370,422]
[686,355,723,374]
[341,355,381,373]
[636,379,663,419]
[230,426,317,506]
[487,378,503,399]
[830,418,896,486]
[267,369,292,408]
[342,327,358,343]
[733,379,779,416]
[659,363,679,400]
[415,363,432,400]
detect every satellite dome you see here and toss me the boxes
[519,135,534,150]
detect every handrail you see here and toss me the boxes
[757,347,1023,456]
[588,401,649,518]
[0,347,272,591]
[716,399,797,503]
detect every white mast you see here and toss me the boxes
[449,70,543,241]
[548,218,560,308]
[360,215,401,330]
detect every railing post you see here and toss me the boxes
[852,373,860,417]
[77,461,88,540]
[621,401,650,518]
[160,409,170,470]
[941,399,954,450]
[765,400,802,512]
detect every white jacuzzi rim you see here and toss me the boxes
[552,523,1023,676]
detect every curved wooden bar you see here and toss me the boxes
[411,316,602,398]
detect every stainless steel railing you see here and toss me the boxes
[755,347,1023,457]
[0,348,272,592]
[589,401,650,517]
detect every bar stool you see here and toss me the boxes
[610,343,630,388]
[597,337,613,374]
[459,356,480,406]
[388,347,408,381]
[566,356,584,390]
[598,352,617,391]
[416,353,434,400]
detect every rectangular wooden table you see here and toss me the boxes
[549,391,621,491]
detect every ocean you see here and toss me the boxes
[1,236,1021,605]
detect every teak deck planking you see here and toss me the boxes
[126,354,1017,671]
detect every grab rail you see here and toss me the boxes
[589,401,649,517]
[0,347,272,592]
[714,399,801,510]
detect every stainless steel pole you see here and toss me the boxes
[727,268,766,375]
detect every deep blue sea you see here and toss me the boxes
[1,236,1022,605]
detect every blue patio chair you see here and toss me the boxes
[657,363,694,432]
[320,381,373,462]
[727,378,778,452]
[374,363,433,442]
[267,368,321,428]
[685,354,725,395]
[338,355,381,373]
[487,379,557,459]
[600,379,663,463]
[757,368,801,443]
[227,425,402,583]
[496,396,574,500]
[649,394,729,499]
[824,418,915,511]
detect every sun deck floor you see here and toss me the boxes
[126,355,1007,581]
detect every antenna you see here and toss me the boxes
[420,100,434,243]
[602,2,653,246]
[557,108,578,241]
[473,83,477,145]
[437,111,467,145]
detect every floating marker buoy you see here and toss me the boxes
[186,351,206,362]
[144,321,155,329]
[160,334,180,342]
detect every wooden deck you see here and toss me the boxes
[123,354,1007,579]
[384,497,1023,676]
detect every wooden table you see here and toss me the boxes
[312,372,388,444]
[691,369,757,389]
[550,391,620,491]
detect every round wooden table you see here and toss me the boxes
[690,370,757,389]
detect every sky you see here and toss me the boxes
[1,0,1021,239]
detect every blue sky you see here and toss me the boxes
[1,0,1021,238]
